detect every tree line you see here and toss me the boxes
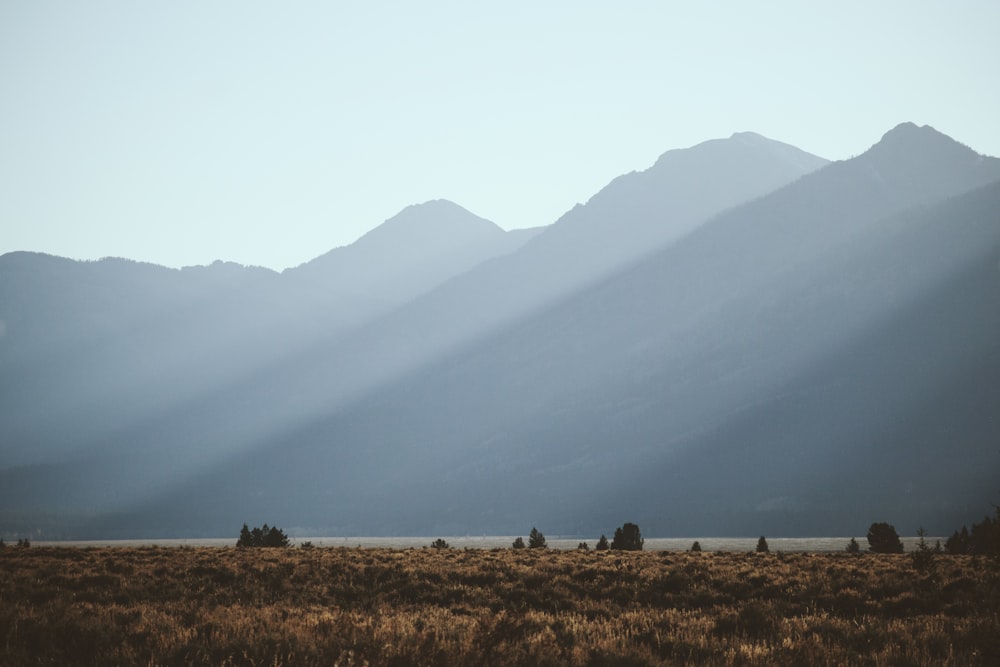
[233,510,1000,557]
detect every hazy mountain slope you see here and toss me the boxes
[523,131,829,289]
[1,131,824,480]
[285,199,541,307]
[137,187,998,540]
[8,123,994,539]
[5,124,998,540]
[0,203,536,469]
[222,132,831,430]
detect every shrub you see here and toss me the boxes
[595,535,609,551]
[431,539,450,549]
[846,537,861,554]
[756,536,769,553]
[512,537,525,549]
[867,522,903,554]
[611,523,643,551]
[577,542,589,551]
[690,540,702,552]
[236,523,290,548]
[528,527,547,549]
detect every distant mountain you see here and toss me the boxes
[286,199,541,308]
[248,132,830,423]
[5,124,998,541]
[0,201,537,469]
[527,130,829,288]
[52,122,994,539]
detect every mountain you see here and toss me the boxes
[234,132,830,428]
[526,130,828,289]
[285,199,542,309]
[5,124,998,540]
[0,202,536,469]
[54,122,995,539]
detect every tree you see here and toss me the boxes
[528,527,547,549]
[595,535,609,551]
[969,507,1000,557]
[611,523,644,551]
[431,538,450,549]
[236,523,290,548]
[512,536,525,549]
[577,542,589,551]
[867,522,903,554]
[945,526,969,554]
[846,537,861,554]
[690,541,702,552]
[945,506,1000,557]
[756,536,769,553]
[912,527,934,571]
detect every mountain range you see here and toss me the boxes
[1,122,998,539]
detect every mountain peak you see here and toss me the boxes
[359,199,503,249]
[729,131,768,142]
[867,122,977,159]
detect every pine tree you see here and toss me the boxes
[528,527,547,549]
[867,522,904,554]
[611,523,644,551]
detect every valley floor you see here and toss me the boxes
[1,546,998,665]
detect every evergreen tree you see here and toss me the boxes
[846,537,861,554]
[528,527,547,549]
[237,522,290,548]
[690,540,702,552]
[595,535,609,551]
[756,536,769,553]
[867,522,904,554]
[512,536,526,549]
[611,523,644,551]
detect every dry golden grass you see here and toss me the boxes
[1,545,998,665]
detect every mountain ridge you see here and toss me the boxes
[2,123,998,539]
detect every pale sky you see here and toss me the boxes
[2,1,998,271]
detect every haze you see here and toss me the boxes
[2,1,999,270]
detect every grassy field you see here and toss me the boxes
[1,545,998,665]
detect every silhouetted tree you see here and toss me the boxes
[528,527,547,549]
[846,537,861,554]
[690,541,702,552]
[970,508,1000,557]
[756,536,769,553]
[431,538,450,549]
[577,542,589,551]
[945,507,1000,557]
[512,536,525,549]
[595,535,609,551]
[611,523,644,551]
[236,523,290,548]
[912,527,935,571]
[867,522,903,554]
[945,526,971,554]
